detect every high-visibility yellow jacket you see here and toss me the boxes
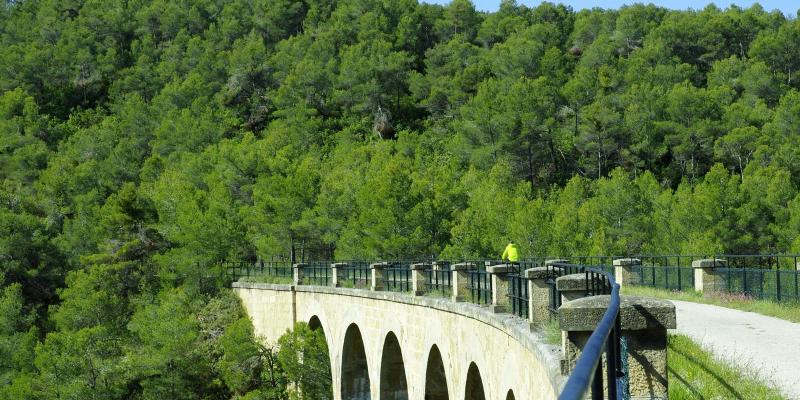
[502,243,520,262]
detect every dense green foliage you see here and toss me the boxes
[2,0,800,397]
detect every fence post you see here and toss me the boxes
[613,258,642,288]
[370,262,387,291]
[525,267,551,327]
[410,263,430,296]
[293,263,307,285]
[331,263,348,287]
[545,259,569,268]
[559,296,676,399]
[451,262,475,302]
[556,273,609,303]
[692,259,725,292]
[488,264,513,313]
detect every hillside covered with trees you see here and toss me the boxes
[2,0,800,398]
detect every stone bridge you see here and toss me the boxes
[232,282,564,400]
[231,259,676,400]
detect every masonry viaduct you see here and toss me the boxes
[231,259,677,400]
[233,282,564,400]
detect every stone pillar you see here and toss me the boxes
[293,263,307,285]
[614,258,642,287]
[559,296,676,399]
[488,264,513,313]
[693,259,725,292]
[545,259,569,267]
[525,267,552,327]
[371,262,388,291]
[410,263,430,296]
[331,263,348,287]
[451,262,476,302]
[556,273,608,303]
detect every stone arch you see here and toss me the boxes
[379,331,409,400]
[306,315,334,398]
[341,323,371,400]
[464,362,486,400]
[424,345,449,400]
[308,315,323,331]
[505,389,515,400]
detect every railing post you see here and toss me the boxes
[331,262,348,287]
[692,259,726,292]
[556,273,608,303]
[559,296,676,399]
[293,263,307,285]
[370,262,387,291]
[613,258,642,288]
[410,263,430,296]
[525,267,551,327]
[545,259,569,269]
[488,264,513,313]
[451,262,475,302]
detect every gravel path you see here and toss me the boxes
[671,300,800,399]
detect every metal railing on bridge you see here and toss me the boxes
[552,263,626,400]
[425,262,452,297]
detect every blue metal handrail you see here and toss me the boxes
[558,266,623,400]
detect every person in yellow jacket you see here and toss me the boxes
[501,240,520,263]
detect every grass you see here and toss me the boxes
[621,285,800,323]
[668,333,785,399]
[541,318,562,345]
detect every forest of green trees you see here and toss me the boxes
[2,0,800,398]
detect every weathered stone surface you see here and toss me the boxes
[409,263,430,271]
[331,263,348,287]
[613,259,642,287]
[797,261,800,271]
[556,273,610,302]
[612,258,641,266]
[490,270,511,313]
[693,259,725,292]
[562,328,668,399]
[451,268,471,302]
[524,267,551,279]
[558,295,676,331]
[544,259,569,266]
[555,273,610,291]
[293,263,307,285]
[560,295,674,400]
[527,274,551,327]
[487,264,514,274]
[370,263,387,291]
[692,259,726,269]
[233,282,564,400]
[451,262,476,271]
[411,268,427,296]
[555,273,589,291]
